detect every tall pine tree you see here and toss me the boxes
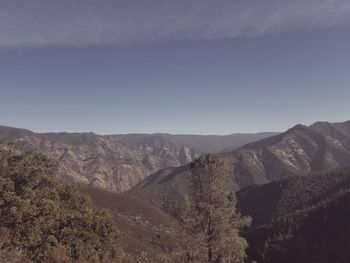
[187,154,250,263]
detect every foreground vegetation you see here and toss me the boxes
[0,142,124,263]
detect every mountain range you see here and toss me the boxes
[2,120,350,262]
[0,125,276,192]
[133,120,350,210]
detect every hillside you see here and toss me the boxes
[0,125,275,192]
[237,167,350,227]
[237,167,350,263]
[0,141,123,263]
[133,120,350,211]
[79,185,182,263]
[0,140,251,263]
[227,120,350,188]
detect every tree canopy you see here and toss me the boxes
[0,141,123,262]
[181,154,250,263]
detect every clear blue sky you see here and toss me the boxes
[1,0,350,134]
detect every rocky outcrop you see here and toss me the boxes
[0,125,275,192]
[0,126,200,192]
[133,120,350,209]
[228,121,350,188]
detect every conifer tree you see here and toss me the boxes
[188,154,250,263]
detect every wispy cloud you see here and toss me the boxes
[1,0,350,47]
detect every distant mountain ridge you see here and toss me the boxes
[228,120,350,188]
[0,125,275,192]
[113,132,278,153]
[133,120,350,209]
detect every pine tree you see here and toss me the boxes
[177,194,205,263]
[188,154,250,263]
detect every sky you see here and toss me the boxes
[0,0,350,135]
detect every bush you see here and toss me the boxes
[0,227,31,263]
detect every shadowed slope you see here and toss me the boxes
[79,185,181,263]
[237,167,350,263]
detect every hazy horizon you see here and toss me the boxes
[2,118,350,136]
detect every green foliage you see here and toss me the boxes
[184,154,250,263]
[243,168,350,263]
[0,227,31,263]
[275,168,350,219]
[249,190,350,263]
[0,141,123,262]
[176,194,204,263]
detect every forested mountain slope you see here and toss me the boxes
[237,167,350,263]
[79,185,182,263]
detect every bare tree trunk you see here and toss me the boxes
[208,216,214,263]
[208,245,213,263]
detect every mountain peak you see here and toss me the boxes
[288,123,309,131]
